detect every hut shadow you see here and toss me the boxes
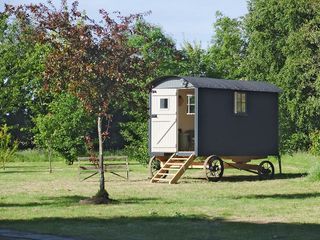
[0,216,319,240]
[220,173,307,182]
[233,192,320,200]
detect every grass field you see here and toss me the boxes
[0,152,320,240]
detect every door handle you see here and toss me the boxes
[151,114,157,118]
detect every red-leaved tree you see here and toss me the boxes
[6,0,148,203]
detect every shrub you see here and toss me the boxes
[34,94,94,164]
[310,131,320,156]
[120,120,149,165]
[0,124,18,169]
[308,162,320,181]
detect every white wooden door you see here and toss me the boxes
[151,89,177,153]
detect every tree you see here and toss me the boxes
[206,11,245,79]
[0,13,50,147]
[130,20,183,77]
[244,0,320,152]
[34,93,94,170]
[180,41,208,77]
[6,1,149,203]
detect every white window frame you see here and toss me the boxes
[187,94,195,115]
[234,92,247,115]
[159,98,169,110]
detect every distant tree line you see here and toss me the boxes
[0,0,319,166]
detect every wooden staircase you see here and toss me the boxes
[151,153,195,184]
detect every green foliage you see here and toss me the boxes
[310,131,320,155]
[0,124,18,169]
[34,94,94,164]
[244,0,320,152]
[180,42,208,76]
[130,20,183,77]
[206,11,245,79]
[0,14,50,146]
[120,119,149,165]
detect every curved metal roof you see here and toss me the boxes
[150,76,281,93]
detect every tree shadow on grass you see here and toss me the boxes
[0,195,84,208]
[0,216,319,240]
[111,197,172,205]
[0,195,166,208]
[233,192,320,200]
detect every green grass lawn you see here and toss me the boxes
[0,152,320,240]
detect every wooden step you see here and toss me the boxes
[169,154,195,184]
[162,168,179,171]
[165,162,184,166]
[152,178,171,182]
[156,173,175,176]
[151,153,195,184]
[171,158,188,161]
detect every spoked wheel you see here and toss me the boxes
[204,156,224,182]
[148,156,161,178]
[258,160,275,180]
[148,157,168,179]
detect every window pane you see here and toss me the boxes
[237,102,241,113]
[187,95,195,114]
[235,92,247,114]
[189,105,195,114]
[242,93,246,104]
[160,98,168,109]
[242,102,246,112]
[237,92,241,104]
[189,95,195,104]
[242,93,246,113]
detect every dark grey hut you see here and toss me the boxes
[149,76,281,158]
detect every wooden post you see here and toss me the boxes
[126,156,129,180]
[277,155,282,174]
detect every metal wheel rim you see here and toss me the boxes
[206,159,223,179]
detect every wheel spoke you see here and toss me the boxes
[204,157,224,181]
[258,160,274,180]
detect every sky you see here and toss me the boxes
[1,0,248,48]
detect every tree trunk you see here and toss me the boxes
[97,116,105,192]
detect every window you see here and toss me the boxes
[234,92,247,114]
[160,98,168,109]
[187,95,195,115]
